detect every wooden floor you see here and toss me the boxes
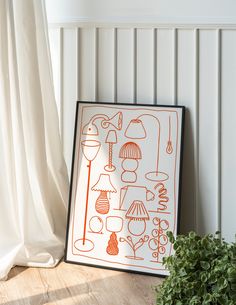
[0,262,163,305]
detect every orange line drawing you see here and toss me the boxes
[101,112,123,130]
[149,182,170,214]
[166,115,173,154]
[74,140,101,252]
[106,216,123,256]
[125,200,149,236]
[106,232,119,255]
[91,174,117,214]
[75,252,167,271]
[125,114,169,182]
[119,142,142,183]
[71,105,180,272]
[74,238,94,252]
[88,216,104,234]
[148,217,169,263]
[82,112,123,135]
[119,235,149,260]
[116,185,155,211]
[81,140,101,162]
[106,216,124,233]
[125,119,147,139]
[104,130,117,172]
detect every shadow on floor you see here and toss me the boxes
[1,270,161,305]
[6,266,28,281]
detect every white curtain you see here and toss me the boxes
[0,0,69,280]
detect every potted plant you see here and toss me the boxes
[155,231,236,305]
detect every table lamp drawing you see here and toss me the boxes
[125,200,150,236]
[91,174,117,214]
[119,142,142,183]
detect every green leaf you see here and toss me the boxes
[200,261,210,270]
[155,230,236,305]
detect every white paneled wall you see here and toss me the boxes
[49,24,236,242]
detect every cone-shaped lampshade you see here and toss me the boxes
[105,130,117,144]
[125,119,146,139]
[81,140,101,161]
[91,174,117,192]
[125,200,149,220]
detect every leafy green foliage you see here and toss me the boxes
[155,231,236,305]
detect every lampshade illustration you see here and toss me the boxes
[81,140,101,161]
[125,114,168,182]
[82,112,123,135]
[74,140,101,252]
[125,119,146,139]
[91,174,117,214]
[104,130,117,172]
[125,200,149,236]
[119,142,142,183]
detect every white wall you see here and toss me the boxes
[46,1,236,242]
[46,0,236,23]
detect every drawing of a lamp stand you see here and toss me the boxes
[104,130,117,172]
[119,142,142,183]
[106,216,123,255]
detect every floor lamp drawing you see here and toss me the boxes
[74,140,101,252]
[125,114,169,182]
[82,112,123,135]
[104,130,117,172]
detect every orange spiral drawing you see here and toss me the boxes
[149,183,169,214]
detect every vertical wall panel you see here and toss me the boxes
[221,30,236,242]
[62,28,77,170]
[79,28,96,101]
[97,28,115,102]
[198,30,218,235]
[136,29,154,104]
[49,25,236,241]
[117,29,134,103]
[156,29,175,105]
[177,29,196,233]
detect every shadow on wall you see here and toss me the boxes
[179,108,196,234]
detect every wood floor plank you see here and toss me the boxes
[0,262,163,305]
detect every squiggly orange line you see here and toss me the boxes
[154,183,169,212]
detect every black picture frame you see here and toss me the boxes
[65,101,185,277]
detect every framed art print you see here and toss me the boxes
[65,101,185,276]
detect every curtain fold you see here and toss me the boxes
[0,0,69,280]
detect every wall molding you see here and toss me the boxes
[48,17,236,30]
